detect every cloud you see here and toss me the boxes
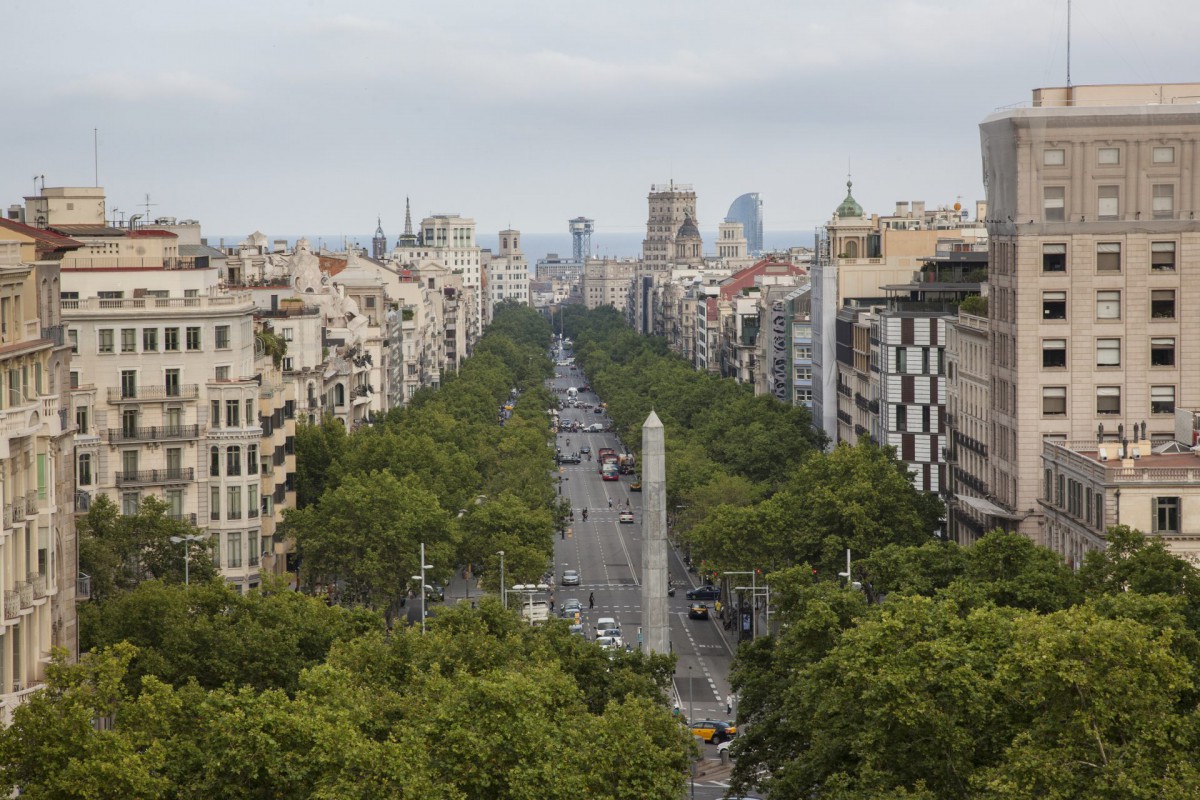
[57,71,247,105]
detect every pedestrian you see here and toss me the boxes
[550,598,555,613]
[589,592,594,609]
[608,497,613,509]
[726,693,733,716]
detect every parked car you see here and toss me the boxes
[561,569,580,586]
[619,510,634,524]
[688,602,710,620]
[686,585,722,601]
[689,719,737,744]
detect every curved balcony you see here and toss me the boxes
[115,468,195,487]
[107,424,201,443]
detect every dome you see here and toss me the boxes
[835,180,863,218]
[676,214,701,239]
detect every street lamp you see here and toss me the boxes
[412,541,434,634]
[169,534,206,585]
[497,550,506,609]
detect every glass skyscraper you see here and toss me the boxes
[725,193,763,255]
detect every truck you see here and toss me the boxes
[567,387,579,400]
[618,452,636,474]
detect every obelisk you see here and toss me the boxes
[641,411,669,655]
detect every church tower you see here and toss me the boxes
[397,197,418,247]
[371,216,388,260]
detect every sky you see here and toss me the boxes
[4,0,1199,244]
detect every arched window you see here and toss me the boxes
[334,384,346,406]
[226,445,241,476]
[845,240,859,258]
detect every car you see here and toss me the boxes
[688,602,710,620]
[689,719,738,744]
[595,616,617,631]
[560,599,584,618]
[619,510,634,524]
[593,407,604,414]
[587,423,604,433]
[629,480,642,492]
[595,635,621,649]
[561,569,580,586]
[558,453,581,464]
[596,626,622,640]
[579,446,591,454]
[567,622,585,636]
[687,585,722,601]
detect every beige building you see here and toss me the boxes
[643,182,698,268]
[483,229,530,324]
[980,83,1200,551]
[945,310,996,544]
[0,225,82,722]
[582,258,638,311]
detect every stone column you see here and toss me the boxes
[641,410,669,655]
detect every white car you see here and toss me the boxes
[619,510,634,524]
[595,635,623,649]
[561,569,580,586]
[595,616,617,631]
[587,423,604,433]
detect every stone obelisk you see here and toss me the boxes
[641,411,669,655]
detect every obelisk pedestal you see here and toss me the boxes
[641,411,669,655]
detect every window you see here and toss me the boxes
[1043,291,1066,320]
[215,325,230,349]
[68,329,78,354]
[1151,337,1175,367]
[1043,187,1065,221]
[1044,469,1053,501]
[98,329,114,353]
[245,399,254,424]
[1042,243,1067,272]
[1098,185,1119,219]
[227,445,242,476]
[1042,339,1067,368]
[1151,290,1176,319]
[186,327,201,350]
[215,365,230,381]
[1096,242,1121,272]
[121,492,139,516]
[143,328,158,351]
[121,408,138,437]
[1153,146,1175,164]
[75,406,89,435]
[248,486,259,519]
[1096,386,1121,416]
[227,487,242,521]
[1043,386,1067,416]
[1152,184,1175,220]
[164,327,180,351]
[210,446,220,477]
[226,399,240,428]
[120,370,137,399]
[227,532,242,567]
[1096,291,1121,320]
[249,531,260,565]
[120,328,136,353]
[282,357,294,371]
[211,531,221,566]
[77,453,92,486]
[1151,386,1176,415]
[1154,497,1180,534]
[1098,147,1120,165]
[280,327,293,342]
[1056,474,1064,507]
[1044,148,1065,166]
[1151,242,1176,272]
[895,348,907,372]
[895,405,908,432]
[247,444,259,475]
[164,368,181,397]
[165,489,183,518]
[210,486,220,521]
[70,371,80,389]
[1096,338,1121,367]
[210,400,220,427]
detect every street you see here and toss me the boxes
[551,365,748,799]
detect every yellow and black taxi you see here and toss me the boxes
[688,602,710,620]
[689,719,737,744]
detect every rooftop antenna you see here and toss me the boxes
[142,193,157,223]
[93,128,99,187]
[1066,0,1072,87]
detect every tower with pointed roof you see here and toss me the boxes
[397,197,418,247]
[828,179,870,260]
[371,216,387,260]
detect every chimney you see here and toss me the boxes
[912,201,926,216]
[895,201,910,216]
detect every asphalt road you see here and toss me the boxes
[551,364,744,794]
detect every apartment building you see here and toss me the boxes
[582,258,638,311]
[394,213,483,322]
[980,83,1200,550]
[483,229,530,324]
[945,309,995,545]
[757,284,812,407]
[0,229,80,722]
[642,181,698,268]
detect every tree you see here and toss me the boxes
[294,415,347,509]
[78,495,215,602]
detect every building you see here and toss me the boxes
[980,82,1200,551]
[483,229,530,323]
[0,225,81,722]
[642,182,698,267]
[945,308,996,545]
[725,192,764,256]
[758,284,812,407]
[393,212,483,323]
[582,258,638,312]
[716,220,754,269]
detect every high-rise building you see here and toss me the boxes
[642,182,698,267]
[725,193,763,256]
[981,83,1200,562]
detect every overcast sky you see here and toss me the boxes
[5,0,1198,240]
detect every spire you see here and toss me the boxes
[371,215,387,260]
[403,197,413,237]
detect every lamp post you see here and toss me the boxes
[497,550,506,609]
[169,534,206,585]
[412,541,434,634]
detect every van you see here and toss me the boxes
[595,616,617,632]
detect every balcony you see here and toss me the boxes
[115,468,194,486]
[75,490,92,513]
[16,582,31,610]
[25,490,38,516]
[107,424,201,443]
[77,572,91,600]
[61,291,252,311]
[27,573,45,600]
[168,513,198,526]
[40,325,65,346]
[3,591,17,619]
[4,497,26,526]
[107,385,199,403]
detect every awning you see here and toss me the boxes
[956,494,1023,520]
